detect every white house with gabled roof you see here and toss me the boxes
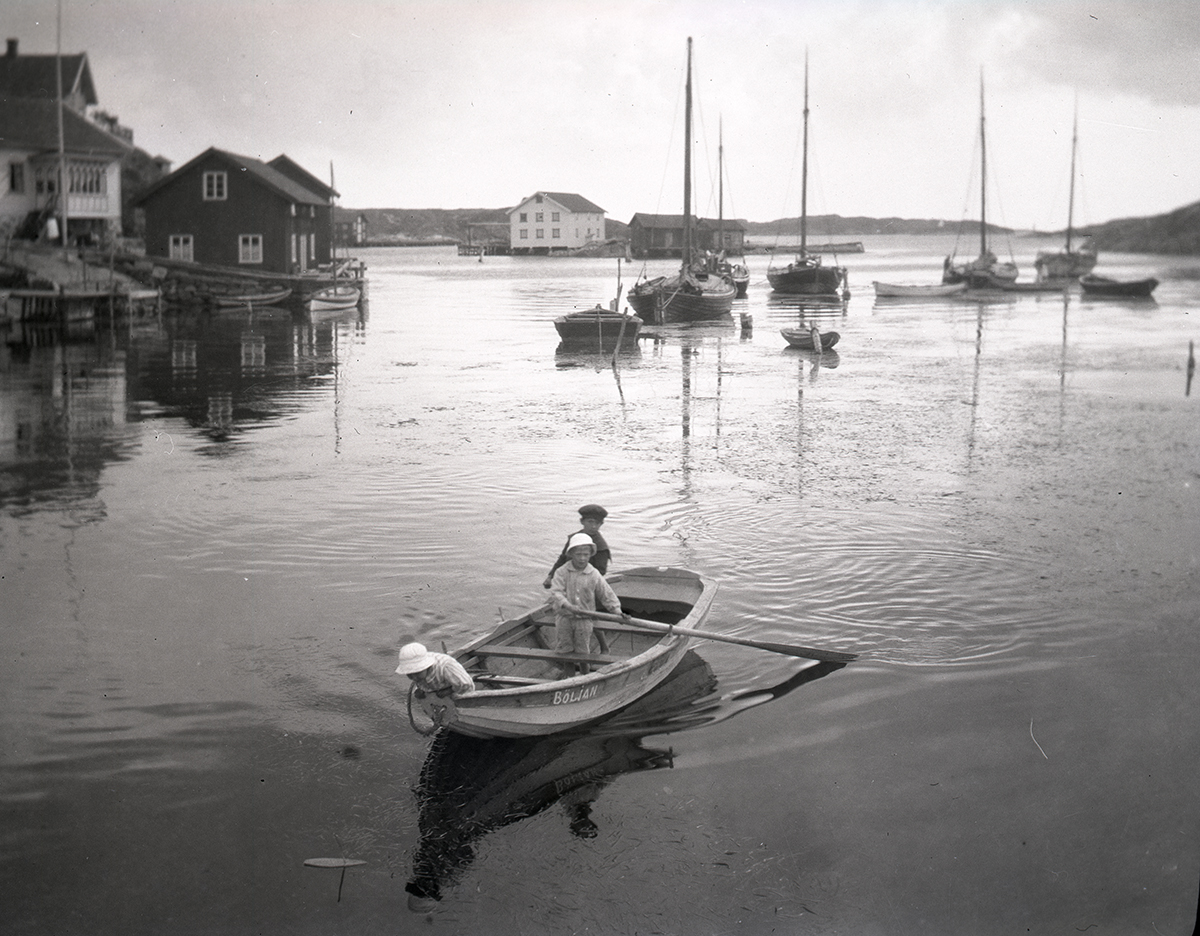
[508,191,605,254]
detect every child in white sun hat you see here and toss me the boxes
[395,638,474,697]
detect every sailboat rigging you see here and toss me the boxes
[942,73,1018,289]
[766,51,848,298]
[308,161,361,313]
[627,37,737,324]
[713,118,750,297]
[1034,98,1097,282]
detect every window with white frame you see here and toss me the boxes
[535,229,544,239]
[169,234,194,261]
[552,228,560,239]
[551,212,560,222]
[238,234,263,264]
[203,171,227,200]
[9,162,25,193]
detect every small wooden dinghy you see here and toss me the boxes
[780,326,840,350]
[409,567,717,738]
[213,286,292,308]
[307,284,361,312]
[553,306,642,348]
[1079,274,1159,298]
[872,281,967,298]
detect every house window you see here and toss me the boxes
[9,162,25,193]
[290,203,297,216]
[238,234,263,264]
[535,229,544,239]
[551,212,560,222]
[535,212,543,222]
[34,166,57,194]
[169,234,194,261]
[552,228,560,239]
[203,171,227,200]
[68,164,106,194]
[519,229,528,239]
[291,234,298,265]
[519,213,527,222]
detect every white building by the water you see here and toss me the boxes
[508,192,606,254]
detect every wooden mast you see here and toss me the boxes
[55,0,69,255]
[718,116,724,254]
[682,36,693,269]
[979,71,988,259]
[800,50,809,255]
[1066,96,1078,254]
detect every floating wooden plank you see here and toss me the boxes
[304,858,366,869]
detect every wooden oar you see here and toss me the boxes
[579,609,858,663]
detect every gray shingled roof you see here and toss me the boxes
[134,147,329,206]
[0,50,96,106]
[517,191,605,214]
[0,98,126,156]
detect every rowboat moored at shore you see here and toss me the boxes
[873,281,968,298]
[407,566,717,738]
[307,284,361,312]
[1079,274,1159,298]
[214,287,293,308]
[553,306,642,348]
[780,326,840,350]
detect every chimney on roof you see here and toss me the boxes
[6,39,18,58]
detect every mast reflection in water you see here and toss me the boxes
[405,650,846,910]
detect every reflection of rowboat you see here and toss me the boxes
[873,281,967,298]
[406,651,718,907]
[307,284,360,311]
[780,327,839,350]
[213,287,292,308]
[408,567,717,738]
[1079,274,1158,298]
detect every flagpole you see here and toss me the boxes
[56,0,70,258]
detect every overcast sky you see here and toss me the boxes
[8,0,1200,227]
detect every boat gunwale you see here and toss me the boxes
[447,567,717,702]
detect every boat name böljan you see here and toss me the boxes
[553,684,602,706]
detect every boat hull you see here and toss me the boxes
[767,258,846,297]
[308,285,361,311]
[1079,275,1158,298]
[414,567,717,738]
[553,307,642,347]
[1034,249,1097,281]
[214,287,292,308]
[780,328,839,350]
[873,281,967,298]
[627,273,736,322]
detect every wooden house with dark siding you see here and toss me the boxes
[133,147,333,274]
[628,212,746,259]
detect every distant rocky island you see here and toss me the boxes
[337,202,1200,255]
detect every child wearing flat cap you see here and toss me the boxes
[543,504,611,588]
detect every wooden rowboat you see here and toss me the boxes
[873,281,967,298]
[213,286,292,308]
[1079,274,1158,298]
[553,306,642,348]
[780,327,839,351]
[409,566,717,738]
[308,283,361,312]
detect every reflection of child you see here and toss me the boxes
[547,533,623,674]
[395,640,475,697]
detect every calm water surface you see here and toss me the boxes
[2,236,1198,935]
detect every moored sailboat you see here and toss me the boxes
[627,38,736,324]
[767,52,848,298]
[1034,99,1097,282]
[943,74,1019,289]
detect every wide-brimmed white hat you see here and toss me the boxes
[395,642,435,675]
[566,532,595,553]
